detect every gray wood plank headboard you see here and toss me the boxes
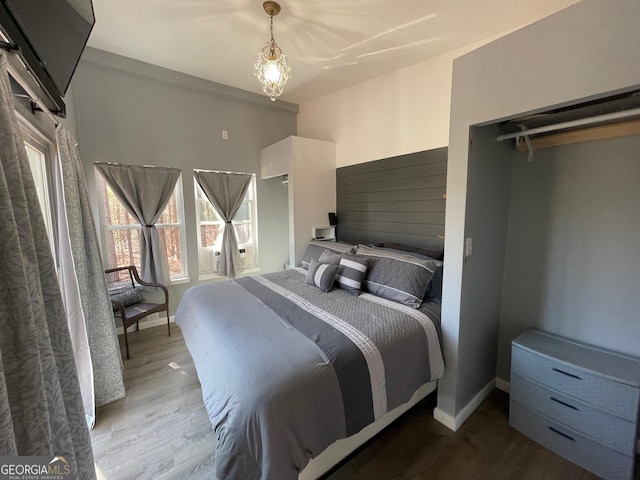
[336,147,447,249]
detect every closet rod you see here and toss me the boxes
[496,107,640,141]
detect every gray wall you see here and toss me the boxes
[336,148,447,250]
[497,134,640,380]
[71,48,297,315]
[452,125,512,411]
[439,0,640,429]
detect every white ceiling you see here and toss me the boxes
[87,0,581,105]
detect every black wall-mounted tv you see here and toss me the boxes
[0,0,95,116]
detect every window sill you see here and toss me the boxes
[240,267,260,277]
[168,276,191,286]
[198,267,260,282]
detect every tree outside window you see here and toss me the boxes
[98,172,188,282]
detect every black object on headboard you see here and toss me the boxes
[336,147,447,249]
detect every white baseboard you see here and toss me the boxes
[433,406,456,431]
[433,378,496,432]
[116,315,175,335]
[495,377,510,393]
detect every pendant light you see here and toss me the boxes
[254,1,291,101]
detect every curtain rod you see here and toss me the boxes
[194,169,253,175]
[2,51,59,125]
[94,161,181,171]
[496,107,640,141]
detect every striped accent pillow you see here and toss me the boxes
[305,259,340,293]
[336,254,370,295]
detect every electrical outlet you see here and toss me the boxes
[222,129,228,140]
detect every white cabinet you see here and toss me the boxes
[260,142,291,179]
[260,136,336,268]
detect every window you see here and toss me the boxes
[195,174,258,277]
[22,124,56,259]
[97,172,188,282]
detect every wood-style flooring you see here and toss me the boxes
[91,325,600,480]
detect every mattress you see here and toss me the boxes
[175,268,444,480]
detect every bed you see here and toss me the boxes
[175,241,445,480]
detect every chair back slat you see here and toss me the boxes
[105,266,136,293]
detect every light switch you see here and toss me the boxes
[465,237,473,256]
[222,130,229,140]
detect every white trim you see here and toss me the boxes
[495,377,511,393]
[433,406,456,431]
[197,267,260,282]
[433,378,496,432]
[116,315,175,335]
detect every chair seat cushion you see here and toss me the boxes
[113,302,165,319]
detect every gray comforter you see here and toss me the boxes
[175,268,444,480]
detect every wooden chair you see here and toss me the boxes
[105,265,170,359]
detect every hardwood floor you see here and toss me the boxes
[91,325,600,480]
[92,325,216,480]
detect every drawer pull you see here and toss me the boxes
[550,397,579,411]
[552,367,582,380]
[548,426,575,442]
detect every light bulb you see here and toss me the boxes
[264,61,281,84]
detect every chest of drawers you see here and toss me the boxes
[510,329,640,480]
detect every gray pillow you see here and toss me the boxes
[336,254,370,295]
[382,242,444,261]
[424,263,443,304]
[356,244,437,308]
[372,246,444,304]
[318,250,342,265]
[300,240,356,269]
[305,258,339,293]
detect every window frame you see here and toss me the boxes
[18,113,57,263]
[194,173,259,280]
[96,168,189,284]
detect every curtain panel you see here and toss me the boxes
[194,170,252,278]
[0,52,96,479]
[56,126,125,425]
[94,163,180,284]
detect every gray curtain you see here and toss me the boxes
[0,52,96,478]
[194,170,252,278]
[94,163,180,284]
[56,125,125,427]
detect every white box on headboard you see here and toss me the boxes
[313,225,335,241]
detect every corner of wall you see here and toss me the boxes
[434,378,496,431]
